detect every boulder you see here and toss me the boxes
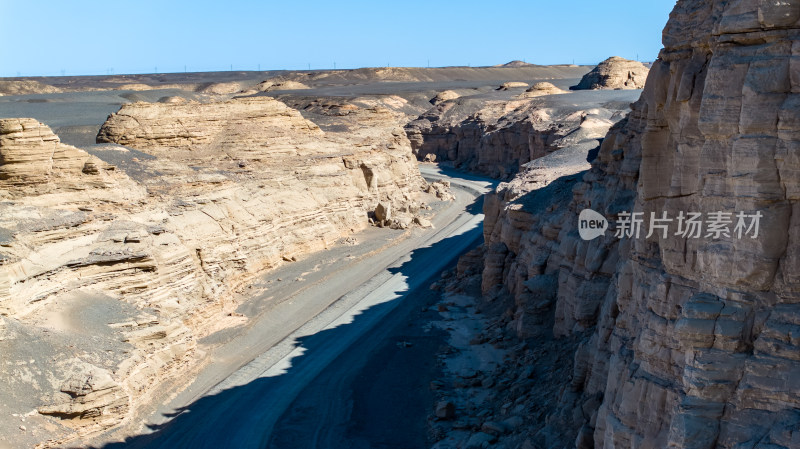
[414,216,433,228]
[374,202,392,222]
[435,400,456,420]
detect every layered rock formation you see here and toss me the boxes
[0,118,121,194]
[405,91,633,179]
[97,97,324,152]
[0,96,428,446]
[571,56,650,90]
[451,1,800,448]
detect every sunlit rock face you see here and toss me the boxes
[0,96,427,445]
[570,56,650,90]
[480,1,800,447]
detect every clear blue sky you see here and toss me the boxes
[0,0,677,77]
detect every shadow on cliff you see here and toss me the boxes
[87,195,486,449]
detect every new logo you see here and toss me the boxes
[578,209,608,241]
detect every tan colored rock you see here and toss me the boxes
[571,56,649,90]
[38,360,128,429]
[414,216,433,228]
[497,81,529,90]
[0,80,61,95]
[519,82,566,98]
[0,118,128,195]
[374,202,392,222]
[196,81,247,95]
[426,180,455,201]
[97,97,323,152]
[0,96,427,444]
[430,90,461,105]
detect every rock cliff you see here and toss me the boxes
[463,1,800,448]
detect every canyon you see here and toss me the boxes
[0,0,798,447]
[0,61,620,447]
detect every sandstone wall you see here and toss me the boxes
[479,1,800,448]
[0,97,426,445]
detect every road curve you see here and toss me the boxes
[96,166,495,449]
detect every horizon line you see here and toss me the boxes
[0,58,653,80]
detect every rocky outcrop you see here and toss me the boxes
[430,90,461,105]
[92,96,428,289]
[571,56,649,90]
[518,82,566,98]
[0,80,62,96]
[37,360,129,428]
[0,96,429,445]
[497,82,529,90]
[97,97,323,151]
[196,81,249,95]
[405,93,632,179]
[468,1,800,448]
[0,119,122,195]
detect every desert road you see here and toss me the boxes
[96,166,496,449]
